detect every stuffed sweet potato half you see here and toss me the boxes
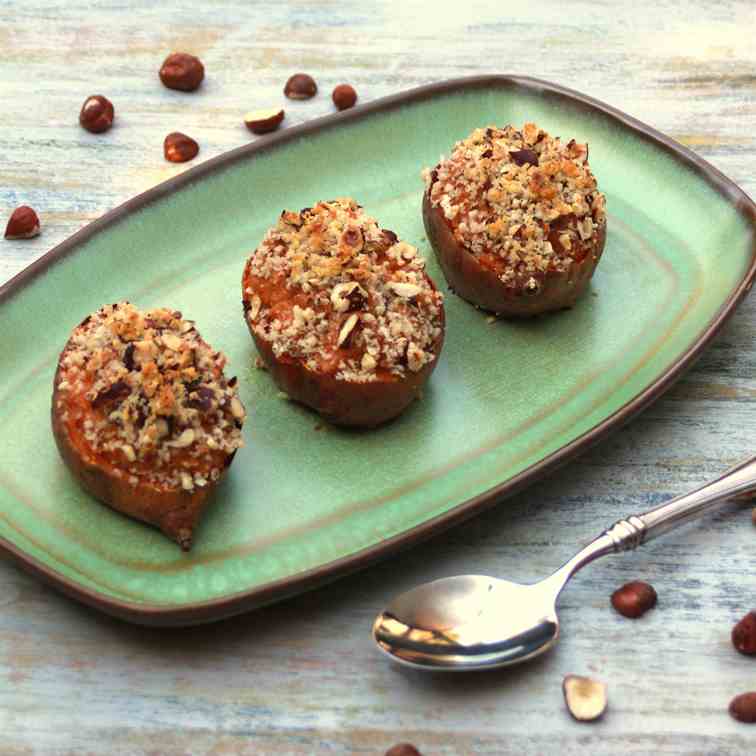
[51,303,245,550]
[423,122,607,317]
[242,198,445,427]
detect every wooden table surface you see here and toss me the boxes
[2,2,756,754]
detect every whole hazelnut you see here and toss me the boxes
[610,580,657,619]
[284,72,317,100]
[732,611,756,655]
[244,108,285,135]
[163,132,199,163]
[159,52,205,92]
[79,95,115,133]
[4,206,40,239]
[332,84,357,111]
[385,745,422,756]
[729,692,756,723]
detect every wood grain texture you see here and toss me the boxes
[2,1,756,753]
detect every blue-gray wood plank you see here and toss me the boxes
[2,1,756,753]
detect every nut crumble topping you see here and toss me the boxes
[243,198,444,382]
[423,123,607,287]
[55,303,245,492]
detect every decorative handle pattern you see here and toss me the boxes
[604,515,647,552]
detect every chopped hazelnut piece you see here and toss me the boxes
[337,314,359,348]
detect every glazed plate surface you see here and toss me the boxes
[1,76,754,625]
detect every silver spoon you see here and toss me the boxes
[373,455,756,671]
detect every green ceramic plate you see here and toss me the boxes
[1,76,755,626]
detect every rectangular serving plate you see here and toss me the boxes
[1,76,754,625]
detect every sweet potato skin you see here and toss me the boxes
[246,313,444,427]
[423,191,606,317]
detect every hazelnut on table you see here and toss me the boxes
[732,611,756,655]
[159,52,205,91]
[562,675,608,722]
[332,83,358,110]
[163,132,200,163]
[610,580,657,618]
[730,692,756,723]
[79,95,114,133]
[284,72,317,100]
[244,108,285,135]
[4,206,40,239]
[385,745,422,756]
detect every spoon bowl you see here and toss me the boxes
[373,575,559,670]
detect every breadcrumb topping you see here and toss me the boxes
[243,198,444,383]
[423,123,607,287]
[54,303,245,492]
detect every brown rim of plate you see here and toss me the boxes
[1,75,755,626]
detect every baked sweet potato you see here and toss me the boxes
[51,303,245,550]
[423,123,607,317]
[242,199,445,427]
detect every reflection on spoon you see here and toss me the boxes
[374,575,558,670]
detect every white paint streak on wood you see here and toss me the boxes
[2,1,756,753]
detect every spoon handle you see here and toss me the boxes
[549,455,756,589]
[606,454,756,551]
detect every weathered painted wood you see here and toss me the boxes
[2,1,756,753]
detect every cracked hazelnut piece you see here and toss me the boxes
[562,675,608,722]
[284,72,317,100]
[163,132,199,163]
[611,580,657,618]
[159,52,205,92]
[732,611,756,655]
[51,303,245,550]
[79,95,114,133]
[332,83,357,110]
[244,108,285,135]
[4,206,40,239]
[242,199,445,427]
[423,123,606,317]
